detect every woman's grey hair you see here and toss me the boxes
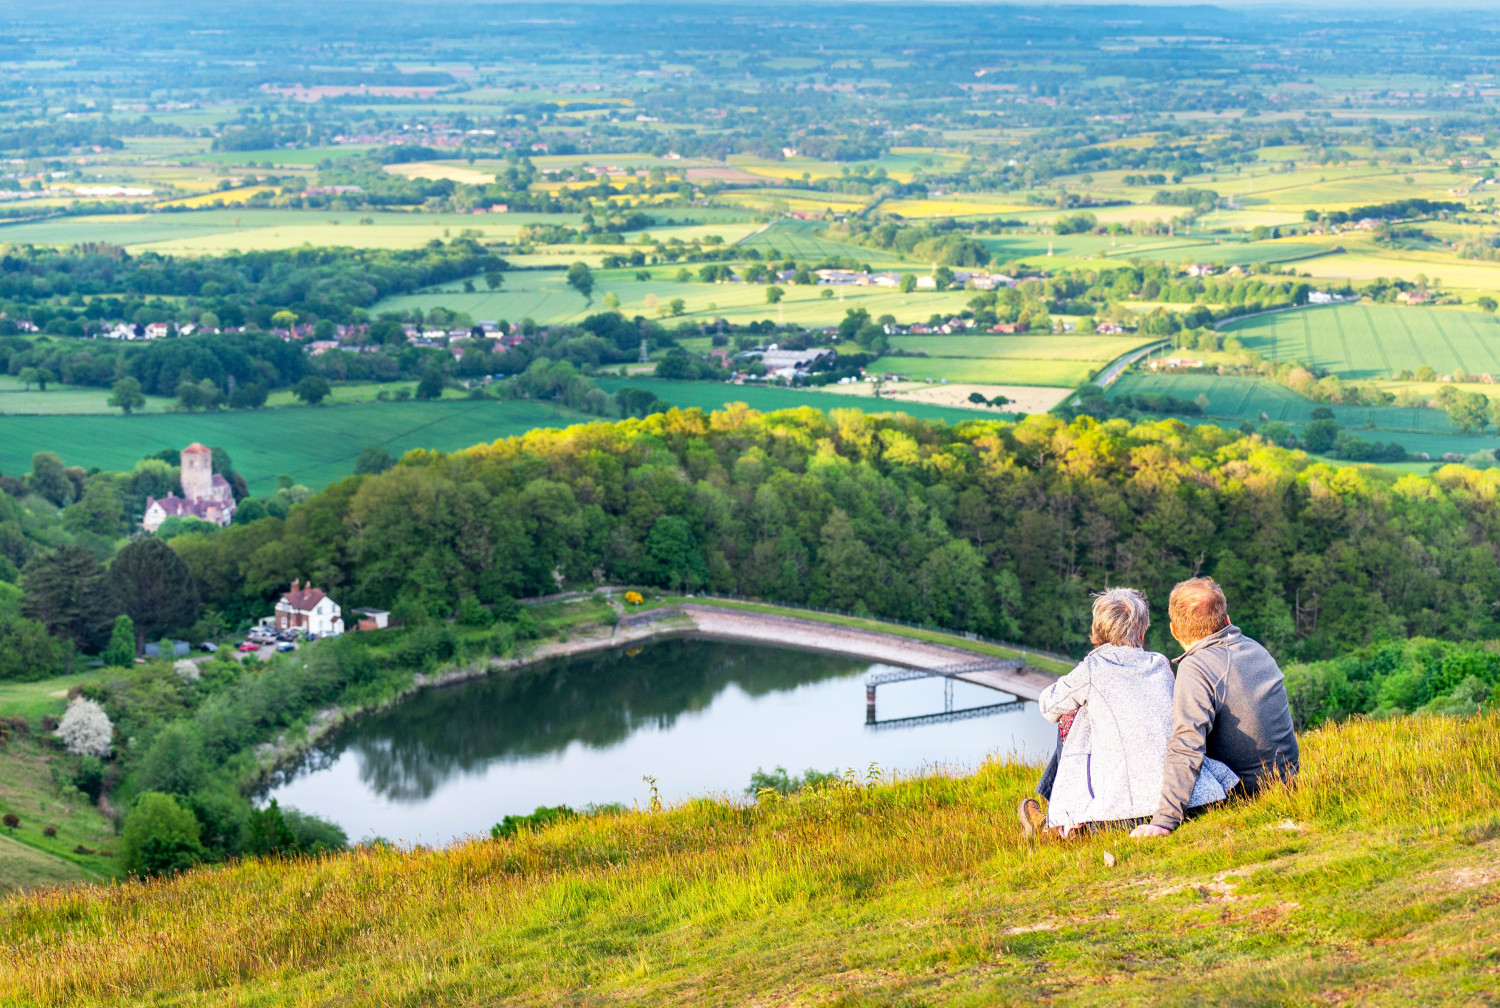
[1090,587,1149,647]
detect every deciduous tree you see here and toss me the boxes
[120,793,204,877]
[107,376,146,414]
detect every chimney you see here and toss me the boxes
[291,578,300,594]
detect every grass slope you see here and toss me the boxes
[4,713,1499,1005]
[0,399,589,493]
[0,736,117,892]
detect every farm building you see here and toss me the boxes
[352,607,391,631]
[756,347,836,378]
[274,580,345,637]
[1148,358,1205,371]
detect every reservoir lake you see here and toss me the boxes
[262,639,1057,844]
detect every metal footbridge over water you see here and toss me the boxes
[864,657,1045,729]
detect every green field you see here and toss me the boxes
[378,267,980,327]
[1,382,1016,493]
[594,378,985,424]
[192,146,376,166]
[737,218,907,266]
[0,376,174,415]
[887,334,1149,361]
[1141,240,1328,266]
[1221,303,1500,379]
[869,333,1154,389]
[1108,372,1498,458]
[0,399,591,493]
[0,209,587,254]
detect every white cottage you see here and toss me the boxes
[274,580,344,637]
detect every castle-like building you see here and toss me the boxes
[141,443,237,532]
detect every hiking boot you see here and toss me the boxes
[1017,798,1047,839]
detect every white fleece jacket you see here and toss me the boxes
[1038,644,1240,829]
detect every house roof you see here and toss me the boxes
[146,495,223,521]
[183,442,211,455]
[279,579,330,612]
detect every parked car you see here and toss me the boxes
[276,642,296,652]
[237,641,260,652]
[200,642,218,653]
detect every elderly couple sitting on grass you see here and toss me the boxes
[1018,577,1299,841]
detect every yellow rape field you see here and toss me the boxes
[882,197,1034,218]
[153,186,278,209]
[384,162,501,185]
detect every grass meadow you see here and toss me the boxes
[4,712,1500,1004]
[1221,303,1500,379]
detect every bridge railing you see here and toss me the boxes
[865,659,1025,688]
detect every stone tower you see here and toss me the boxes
[180,442,213,501]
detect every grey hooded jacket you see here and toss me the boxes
[1038,644,1240,829]
[1151,624,1300,831]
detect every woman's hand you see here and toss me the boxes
[1129,824,1172,838]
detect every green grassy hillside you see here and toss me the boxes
[3,713,1498,1006]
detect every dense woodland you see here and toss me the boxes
[158,409,1500,661]
[0,241,502,332]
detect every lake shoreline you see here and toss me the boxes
[249,603,1053,796]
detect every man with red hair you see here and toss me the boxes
[1130,576,1299,838]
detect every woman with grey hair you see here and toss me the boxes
[1018,587,1240,838]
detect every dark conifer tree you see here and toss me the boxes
[21,545,117,655]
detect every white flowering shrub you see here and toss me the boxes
[56,698,114,759]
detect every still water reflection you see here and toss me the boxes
[263,639,1057,844]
